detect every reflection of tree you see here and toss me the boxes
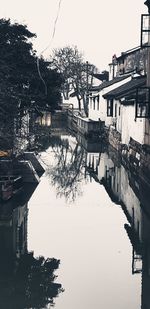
[0,253,63,309]
[35,131,63,152]
[45,139,87,202]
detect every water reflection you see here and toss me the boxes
[40,129,150,308]
[85,142,150,309]
[0,181,63,308]
[45,135,88,202]
[42,132,105,203]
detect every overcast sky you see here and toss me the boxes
[0,0,147,71]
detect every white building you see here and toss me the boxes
[103,75,147,146]
[88,45,150,151]
[89,75,131,127]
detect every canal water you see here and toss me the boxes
[26,130,146,309]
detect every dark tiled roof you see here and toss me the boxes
[89,74,130,92]
[103,76,146,99]
[92,71,109,81]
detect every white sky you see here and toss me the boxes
[0,0,148,71]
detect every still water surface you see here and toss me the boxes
[28,132,143,309]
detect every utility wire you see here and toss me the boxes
[37,0,63,96]
[41,0,63,55]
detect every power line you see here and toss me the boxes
[37,0,63,96]
[41,0,63,55]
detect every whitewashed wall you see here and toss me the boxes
[63,96,82,109]
[120,165,142,241]
[89,76,131,125]
[121,105,145,145]
[89,92,101,121]
[112,100,122,133]
[109,63,118,80]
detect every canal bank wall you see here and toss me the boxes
[66,109,150,185]
[107,127,150,184]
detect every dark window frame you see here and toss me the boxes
[136,87,150,118]
[107,99,114,117]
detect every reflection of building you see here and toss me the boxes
[85,144,150,309]
[0,203,28,260]
[0,163,40,284]
[76,132,104,153]
[87,146,144,250]
[97,151,121,204]
[0,182,37,262]
[87,152,100,173]
[0,182,39,308]
[36,111,51,126]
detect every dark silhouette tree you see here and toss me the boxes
[0,18,62,152]
[0,253,63,309]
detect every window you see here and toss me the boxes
[97,95,100,110]
[141,14,150,48]
[136,87,150,118]
[136,104,148,118]
[93,97,96,110]
[115,104,117,117]
[107,99,114,117]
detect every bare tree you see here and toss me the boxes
[50,46,97,114]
